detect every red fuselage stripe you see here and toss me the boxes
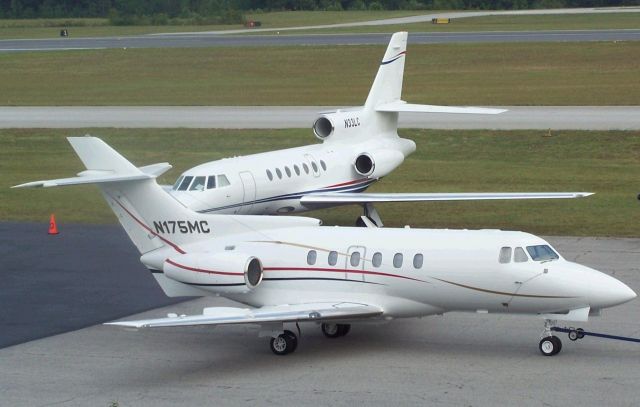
[113,198,186,254]
[325,178,369,189]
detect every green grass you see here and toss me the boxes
[0,11,421,39]
[295,12,640,34]
[0,12,638,39]
[1,42,638,106]
[3,128,640,237]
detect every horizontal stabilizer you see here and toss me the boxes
[105,302,382,328]
[13,172,152,188]
[13,136,172,189]
[301,192,593,205]
[376,101,507,115]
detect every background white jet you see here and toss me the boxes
[15,137,635,357]
[168,32,590,226]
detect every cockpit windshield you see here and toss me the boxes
[172,174,231,191]
[526,245,559,262]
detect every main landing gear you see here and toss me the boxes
[268,323,352,355]
[539,319,563,356]
[356,203,383,228]
[321,323,351,338]
[269,330,298,355]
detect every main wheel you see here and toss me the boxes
[539,335,562,356]
[322,323,351,338]
[337,324,351,337]
[321,323,341,338]
[270,330,298,355]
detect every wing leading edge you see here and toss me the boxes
[301,192,594,205]
[105,302,383,329]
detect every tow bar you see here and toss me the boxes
[552,326,640,343]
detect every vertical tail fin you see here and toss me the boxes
[364,31,407,111]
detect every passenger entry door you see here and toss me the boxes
[238,171,256,214]
[345,246,366,281]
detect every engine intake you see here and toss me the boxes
[313,117,334,140]
[354,153,374,176]
[352,150,405,179]
[164,252,263,294]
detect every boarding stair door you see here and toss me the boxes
[345,246,366,282]
[238,171,256,214]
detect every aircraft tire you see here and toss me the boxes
[321,323,342,338]
[322,323,351,338]
[337,324,351,337]
[539,336,562,356]
[270,331,298,355]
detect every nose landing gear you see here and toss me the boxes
[539,319,563,356]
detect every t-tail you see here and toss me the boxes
[13,136,319,256]
[312,32,506,143]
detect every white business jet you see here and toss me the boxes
[15,137,635,356]
[167,32,590,226]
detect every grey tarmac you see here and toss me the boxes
[1,29,640,52]
[1,234,639,406]
[1,106,639,130]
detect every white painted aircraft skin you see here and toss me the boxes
[15,136,635,356]
[166,32,589,221]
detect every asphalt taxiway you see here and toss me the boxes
[1,234,639,406]
[2,106,639,130]
[1,29,639,52]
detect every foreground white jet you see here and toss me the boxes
[167,32,590,226]
[16,137,635,356]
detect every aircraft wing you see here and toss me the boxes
[300,192,593,205]
[105,302,383,329]
[375,101,507,115]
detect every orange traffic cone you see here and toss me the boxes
[48,214,59,235]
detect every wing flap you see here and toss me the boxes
[105,302,383,329]
[301,192,593,205]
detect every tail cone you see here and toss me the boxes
[48,214,59,235]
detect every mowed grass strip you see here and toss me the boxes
[0,11,421,39]
[1,12,638,39]
[3,128,640,237]
[298,12,640,34]
[1,42,638,106]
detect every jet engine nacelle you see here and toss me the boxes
[353,149,405,178]
[163,252,263,294]
[313,110,365,141]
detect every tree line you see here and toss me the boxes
[1,0,637,23]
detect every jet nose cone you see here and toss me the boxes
[591,274,637,309]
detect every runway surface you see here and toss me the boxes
[0,222,184,349]
[1,232,639,406]
[2,106,639,130]
[1,29,639,52]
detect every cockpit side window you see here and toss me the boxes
[172,176,184,190]
[499,247,512,264]
[526,245,559,261]
[190,176,206,191]
[218,174,231,187]
[177,176,193,191]
[514,247,528,263]
[207,175,217,189]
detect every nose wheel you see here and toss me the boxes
[539,319,562,356]
[539,335,562,356]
